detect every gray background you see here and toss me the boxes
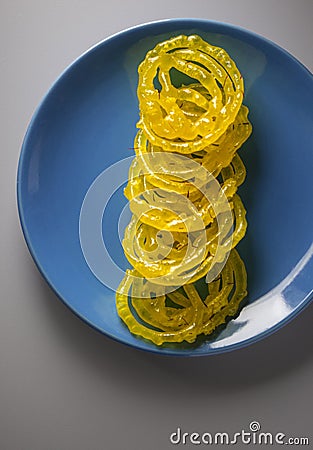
[1,1,313,449]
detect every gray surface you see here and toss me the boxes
[1,1,313,449]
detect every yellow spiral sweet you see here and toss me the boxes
[137,35,244,153]
[116,249,247,345]
[116,35,251,346]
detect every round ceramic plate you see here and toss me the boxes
[17,19,313,355]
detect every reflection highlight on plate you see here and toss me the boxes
[211,242,313,347]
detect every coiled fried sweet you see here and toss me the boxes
[116,249,247,345]
[137,35,244,153]
[115,34,252,346]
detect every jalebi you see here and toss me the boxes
[122,194,246,285]
[137,35,244,153]
[125,153,247,232]
[115,34,252,346]
[116,249,247,345]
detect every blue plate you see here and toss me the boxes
[17,19,313,355]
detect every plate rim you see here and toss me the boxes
[17,18,313,356]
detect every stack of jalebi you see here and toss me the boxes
[116,35,252,345]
